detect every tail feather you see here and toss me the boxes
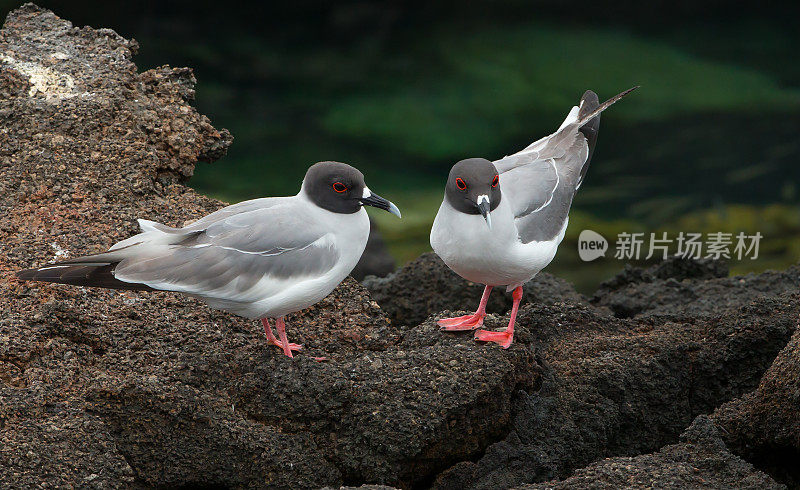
[577,90,601,187]
[16,258,154,292]
[136,218,181,234]
[18,217,195,292]
[576,86,638,126]
[573,86,637,189]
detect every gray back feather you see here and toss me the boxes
[494,118,589,243]
[493,90,603,243]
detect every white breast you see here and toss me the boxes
[430,197,566,290]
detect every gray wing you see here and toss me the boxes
[494,91,599,243]
[112,200,339,303]
[183,197,282,230]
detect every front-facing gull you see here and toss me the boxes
[17,161,401,358]
[430,87,637,348]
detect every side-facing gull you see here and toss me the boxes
[430,87,637,348]
[17,161,401,358]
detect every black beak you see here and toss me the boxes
[360,188,402,218]
[477,197,491,228]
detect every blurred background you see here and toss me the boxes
[2,0,799,291]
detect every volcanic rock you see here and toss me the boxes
[593,256,800,318]
[713,328,800,486]
[363,252,587,327]
[519,416,782,489]
[432,293,798,489]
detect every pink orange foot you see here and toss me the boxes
[439,286,493,332]
[267,339,303,352]
[474,329,514,349]
[438,313,485,331]
[261,317,302,358]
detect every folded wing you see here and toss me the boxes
[113,202,339,303]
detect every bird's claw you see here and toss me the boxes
[267,340,303,352]
[474,329,513,349]
[438,313,485,331]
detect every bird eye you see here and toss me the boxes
[456,178,467,191]
[492,174,499,187]
[332,182,347,193]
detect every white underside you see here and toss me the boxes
[430,197,567,290]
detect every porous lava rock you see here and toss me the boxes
[713,328,800,486]
[593,256,800,318]
[518,416,782,489]
[431,292,797,489]
[363,252,587,327]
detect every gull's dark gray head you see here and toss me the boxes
[303,161,401,217]
[445,158,501,227]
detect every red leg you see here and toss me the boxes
[275,317,296,358]
[261,318,302,356]
[262,318,279,343]
[475,286,521,349]
[438,285,493,331]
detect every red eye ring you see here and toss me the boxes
[492,174,499,187]
[455,177,467,191]
[332,182,347,193]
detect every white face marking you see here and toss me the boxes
[476,194,492,228]
[362,187,372,199]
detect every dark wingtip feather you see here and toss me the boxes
[579,90,600,115]
[14,262,154,292]
[16,268,36,280]
[577,90,602,185]
[573,86,639,190]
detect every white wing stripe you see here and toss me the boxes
[213,235,331,257]
[525,158,559,215]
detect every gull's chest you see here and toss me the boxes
[430,199,564,287]
[431,201,519,278]
[431,201,514,257]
